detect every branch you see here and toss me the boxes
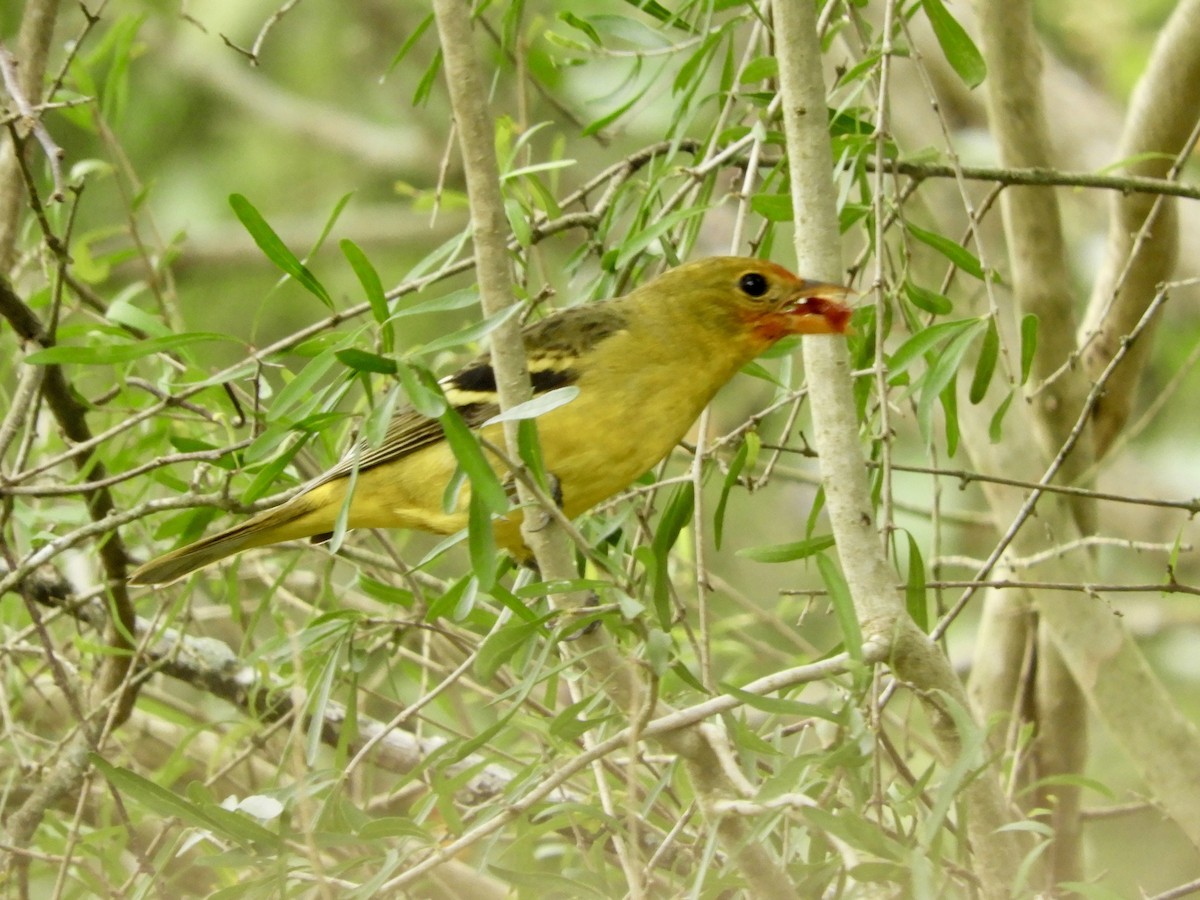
[428,3,802,898]
[1080,0,1200,450]
[0,0,60,271]
[774,0,1025,893]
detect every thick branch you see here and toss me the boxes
[0,0,61,272]
[774,1,1024,894]
[1081,0,1200,450]
[429,3,796,897]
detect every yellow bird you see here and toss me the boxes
[129,257,851,585]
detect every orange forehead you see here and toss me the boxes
[758,261,801,283]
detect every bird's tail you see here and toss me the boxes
[128,496,330,585]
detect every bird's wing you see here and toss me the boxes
[311,301,629,487]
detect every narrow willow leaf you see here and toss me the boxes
[1020,313,1039,385]
[396,361,445,418]
[468,491,497,590]
[269,350,339,422]
[675,31,721,93]
[439,406,508,513]
[335,348,397,375]
[26,332,231,365]
[341,239,389,327]
[412,50,442,106]
[306,650,339,765]
[989,391,1015,443]
[229,194,333,308]
[717,683,841,720]
[969,317,999,404]
[387,13,433,73]
[903,281,953,315]
[923,0,987,88]
[906,221,986,280]
[887,318,978,381]
[917,319,986,440]
[387,286,480,320]
[557,11,601,46]
[652,484,694,628]
[90,755,220,832]
[312,193,353,259]
[817,553,862,661]
[475,618,543,682]
[905,531,929,631]
[941,378,960,456]
[418,303,522,356]
[738,534,835,563]
[714,438,749,550]
[750,193,793,222]
[739,55,778,83]
[614,205,713,269]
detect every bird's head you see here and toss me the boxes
[640,257,853,350]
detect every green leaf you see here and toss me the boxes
[558,11,602,46]
[516,418,549,493]
[418,302,523,357]
[738,534,835,563]
[923,0,987,88]
[906,221,985,280]
[714,435,754,549]
[718,683,841,720]
[386,12,434,73]
[242,435,307,502]
[1019,313,1039,385]
[622,0,695,32]
[468,490,498,590]
[475,618,544,682]
[91,756,282,850]
[651,484,694,629]
[583,86,645,137]
[341,239,389,327]
[306,650,340,765]
[25,332,233,365]
[388,286,480,320]
[739,55,778,83]
[268,350,340,423]
[818,553,862,661]
[941,373,961,456]
[674,30,722,94]
[412,49,443,106]
[438,406,508,514]
[905,531,929,631]
[887,318,978,381]
[335,348,397,375]
[969,316,999,403]
[989,391,1015,443]
[396,362,446,418]
[750,193,793,222]
[917,318,987,440]
[356,574,414,607]
[614,205,712,269]
[91,755,219,831]
[229,194,333,308]
[312,193,354,258]
[903,281,953,315]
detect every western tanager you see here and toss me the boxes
[129,256,851,585]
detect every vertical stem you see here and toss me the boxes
[772,2,1025,894]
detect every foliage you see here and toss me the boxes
[1,0,1198,897]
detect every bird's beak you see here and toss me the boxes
[780,280,855,335]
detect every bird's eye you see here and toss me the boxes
[738,272,770,298]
